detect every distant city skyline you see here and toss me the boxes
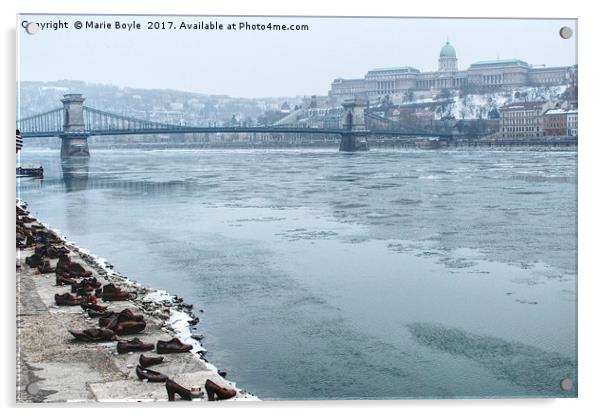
[18,15,576,98]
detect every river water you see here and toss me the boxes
[17,147,577,400]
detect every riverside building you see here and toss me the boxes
[329,41,576,103]
[567,110,578,136]
[543,108,579,137]
[499,101,556,138]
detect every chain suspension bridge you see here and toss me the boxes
[17,94,462,156]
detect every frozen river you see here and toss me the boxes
[18,147,577,399]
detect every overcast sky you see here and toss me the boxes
[18,15,577,98]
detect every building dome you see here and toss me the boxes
[440,41,456,58]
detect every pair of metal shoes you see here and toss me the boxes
[165,378,237,401]
[136,354,168,382]
[99,308,147,335]
[116,337,193,355]
[100,283,133,301]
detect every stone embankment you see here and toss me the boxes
[16,203,257,403]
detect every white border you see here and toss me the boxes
[2,1,600,415]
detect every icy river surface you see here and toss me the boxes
[18,147,577,399]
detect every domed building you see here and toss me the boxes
[438,41,458,72]
[328,40,575,103]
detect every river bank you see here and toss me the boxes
[16,201,258,403]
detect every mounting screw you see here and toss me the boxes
[560,378,573,391]
[26,382,40,395]
[25,22,40,35]
[559,26,573,40]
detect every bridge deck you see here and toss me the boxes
[17,99,459,139]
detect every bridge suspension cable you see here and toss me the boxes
[16,107,64,135]
[82,106,186,133]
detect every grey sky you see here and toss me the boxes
[18,15,577,98]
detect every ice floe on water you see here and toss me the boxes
[276,229,339,241]
[438,257,478,269]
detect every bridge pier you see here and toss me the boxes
[339,133,368,152]
[339,98,369,152]
[60,134,90,157]
[60,94,90,158]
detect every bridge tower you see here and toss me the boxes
[60,94,90,157]
[339,98,369,152]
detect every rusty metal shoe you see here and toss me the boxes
[55,254,72,275]
[54,263,79,285]
[34,244,49,256]
[56,272,78,286]
[71,283,94,294]
[165,378,192,401]
[34,229,61,244]
[25,253,43,268]
[97,313,120,328]
[205,379,237,401]
[101,283,132,301]
[117,337,154,354]
[136,365,168,383]
[114,320,146,335]
[69,327,116,342]
[80,302,109,313]
[44,245,68,259]
[111,308,144,322]
[156,338,193,354]
[68,261,93,277]
[99,309,145,329]
[87,308,114,319]
[72,278,102,293]
[139,354,164,367]
[85,277,102,288]
[55,292,82,306]
[35,244,67,259]
[37,260,55,274]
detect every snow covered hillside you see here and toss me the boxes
[431,85,568,120]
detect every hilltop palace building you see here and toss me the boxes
[329,41,576,103]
